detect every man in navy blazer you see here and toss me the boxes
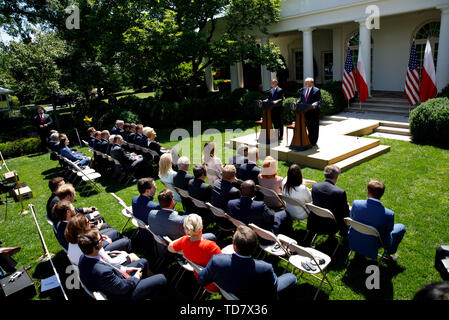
[197,226,297,300]
[297,77,322,146]
[132,178,161,223]
[264,79,285,140]
[348,180,406,260]
[78,228,167,300]
[110,120,124,135]
[34,107,54,151]
[237,147,261,185]
[227,180,289,238]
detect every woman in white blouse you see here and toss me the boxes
[65,214,138,266]
[202,141,223,185]
[282,164,314,220]
[158,153,182,202]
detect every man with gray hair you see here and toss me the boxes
[228,144,248,171]
[174,156,194,213]
[48,132,60,152]
[308,164,349,242]
[111,120,124,135]
[297,77,321,147]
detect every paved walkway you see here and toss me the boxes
[335,110,410,123]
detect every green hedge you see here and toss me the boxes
[0,137,41,159]
[410,97,449,146]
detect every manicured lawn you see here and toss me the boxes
[0,120,448,300]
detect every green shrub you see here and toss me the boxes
[283,97,298,124]
[321,81,347,113]
[8,95,20,107]
[318,89,335,117]
[410,97,449,146]
[0,137,41,159]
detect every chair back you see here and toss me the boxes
[282,241,314,261]
[248,223,278,243]
[278,194,309,214]
[206,168,221,179]
[234,178,244,185]
[227,215,246,228]
[191,197,208,209]
[344,217,384,248]
[160,180,176,193]
[256,185,285,208]
[306,203,336,223]
[174,187,191,199]
[110,192,127,208]
[82,140,89,147]
[205,202,227,218]
[72,264,108,300]
[216,284,240,300]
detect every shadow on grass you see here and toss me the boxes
[341,254,405,300]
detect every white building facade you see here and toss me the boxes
[217,0,449,95]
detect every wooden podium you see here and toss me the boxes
[287,102,314,151]
[254,100,278,144]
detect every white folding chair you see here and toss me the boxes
[248,223,295,260]
[110,192,138,234]
[278,194,310,222]
[71,264,108,300]
[46,215,57,236]
[65,158,103,194]
[174,186,191,200]
[205,202,234,232]
[256,184,285,210]
[279,240,332,300]
[227,215,246,228]
[305,203,342,258]
[344,217,386,264]
[81,140,90,148]
[206,168,222,180]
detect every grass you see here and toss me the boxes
[0,120,448,301]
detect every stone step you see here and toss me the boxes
[379,120,409,129]
[367,97,410,105]
[374,125,410,136]
[322,115,348,121]
[333,145,391,172]
[369,132,412,142]
[348,106,410,115]
[355,102,411,110]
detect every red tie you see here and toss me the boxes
[305,88,310,103]
[41,115,44,122]
[101,257,130,279]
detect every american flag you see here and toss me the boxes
[342,47,356,101]
[405,40,420,106]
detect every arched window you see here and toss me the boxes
[346,32,373,83]
[414,21,440,74]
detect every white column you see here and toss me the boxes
[436,6,449,93]
[358,19,371,96]
[300,27,315,80]
[231,62,244,91]
[332,26,343,81]
[204,64,215,92]
[261,38,273,91]
[237,61,244,89]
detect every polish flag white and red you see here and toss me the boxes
[356,51,369,103]
[404,40,420,106]
[419,39,437,103]
[342,47,356,102]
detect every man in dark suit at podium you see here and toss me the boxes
[297,77,321,146]
[264,79,284,141]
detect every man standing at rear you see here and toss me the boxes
[34,107,53,151]
[264,79,284,141]
[297,77,321,147]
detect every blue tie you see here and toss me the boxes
[272,88,275,97]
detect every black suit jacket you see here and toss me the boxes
[267,86,284,104]
[97,139,109,154]
[227,196,275,233]
[297,86,322,109]
[211,179,241,211]
[34,113,53,130]
[308,179,349,234]
[127,132,136,143]
[173,170,194,190]
[237,161,262,185]
[188,178,212,202]
[110,144,134,169]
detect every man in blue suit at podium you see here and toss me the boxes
[297,77,321,146]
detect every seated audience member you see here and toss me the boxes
[211,165,241,211]
[237,147,261,184]
[228,144,248,171]
[227,180,290,237]
[203,142,223,185]
[197,226,297,300]
[48,132,60,152]
[173,156,194,213]
[127,123,137,143]
[258,156,284,209]
[282,164,312,220]
[106,134,115,155]
[47,130,58,143]
[188,164,212,202]
[132,178,160,223]
[134,124,144,146]
[143,127,180,164]
[111,120,124,135]
[110,135,145,175]
[148,190,216,256]
[348,180,406,260]
[87,127,96,147]
[46,177,65,219]
[78,228,167,300]
[168,214,222,292]
[59,136,91,168]
[97,130,110,154]
[53,199,132,253]
[92,131,102,150]
[122,123,131,142]
[139,126,150,148]
[66,214,138,266]
[308,165,349,239]
[158,153,181,202]
[413,282,449,300]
